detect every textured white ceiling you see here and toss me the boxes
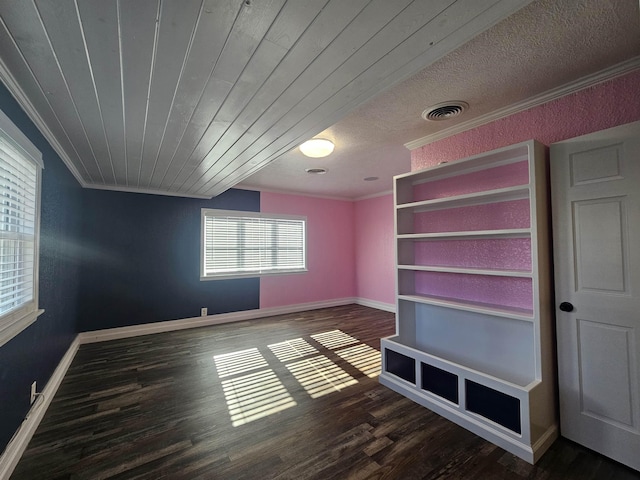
[239,0,640,199]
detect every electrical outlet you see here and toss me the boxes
[30,381,37,404]
[201,307,207,317]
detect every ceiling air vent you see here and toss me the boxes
[305,167,327,174]
[421,101,469,121]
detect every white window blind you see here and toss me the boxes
[201,209,306,279]
[0,138,37,314]
[0,107,43,348]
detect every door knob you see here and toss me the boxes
[559,302,574,312]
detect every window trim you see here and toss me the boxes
[0,107,44,348]
[200,208,307,281]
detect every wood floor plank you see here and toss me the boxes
[10,305,640,479]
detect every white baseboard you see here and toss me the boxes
[355,298,396,313]
[531,424,559,464]
[77,298,360,344]
[0,336,81,480]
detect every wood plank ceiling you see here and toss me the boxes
[0,0,531,198]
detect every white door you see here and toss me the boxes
[550,121,640,471]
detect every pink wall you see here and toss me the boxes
[259,69,640,312]
[354,194,395,306]
[408,69,640,311]
[412,70,640,169]
[260,192,356,308]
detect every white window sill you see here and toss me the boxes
[200,268,308,281]
[0,308,45,348]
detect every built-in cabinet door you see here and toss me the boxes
[550,121,640,471]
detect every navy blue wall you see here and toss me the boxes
[0,87,261,453]
[0,83,84,451]
[0,87,261,452]
[77,188,260,331]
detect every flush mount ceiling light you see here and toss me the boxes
[421,101,469,121]
[299,138,335,158]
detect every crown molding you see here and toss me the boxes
[0,57,88,188]
[237,183,394,202]
[84,183,211,199]
[354,189,393,201]
[235,184,355,202]
[405,56,640,151]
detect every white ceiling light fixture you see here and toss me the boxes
[299,138,335,158]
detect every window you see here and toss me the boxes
[0,108,43,347]
[201,209,306,280]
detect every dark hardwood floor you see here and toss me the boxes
[11,305,640,479]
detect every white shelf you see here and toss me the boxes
[386,139,556,463]
[397,264,532,278]
[383,336,535,389]
[398,228,530,240]
[395,145,529,184]
[398,294,534,322]
[397,185,530,212]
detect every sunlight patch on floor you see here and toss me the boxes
[220,369,296,427]
[213,348,269,378]
[286,355,357,398]
[335,344,381,378]
[214,332,378,426]
[311,330,359,350]
[268,338,318,362]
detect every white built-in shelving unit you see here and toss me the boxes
[379,140,557,463]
